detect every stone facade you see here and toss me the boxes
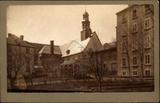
[7,33,34,88]
[97,42,117,76]
[58,11,103,79]
[38,41,63,78]
[116,4,154,77]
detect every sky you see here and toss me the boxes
[7,5,128,45]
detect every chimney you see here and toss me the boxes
[8,33,12,37]
[20,35,24,40]
[50,40,54,55]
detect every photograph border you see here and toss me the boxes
[0,0,159,102]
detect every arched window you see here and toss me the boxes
[132,9,137,19]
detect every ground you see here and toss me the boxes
[8,77,154,92]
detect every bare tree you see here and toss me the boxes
[8,48,22,89]
[77,49,104,92]
[7,45,33,90]
[85,50,103,92]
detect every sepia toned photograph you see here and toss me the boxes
[6,4,155,93]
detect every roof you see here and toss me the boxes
[61,59,76,65]
[103,43,111,49]
[84,32,103,51]
[7,33,34,47]
[97,42,117,53]
[108,42,116,47]
[116,5,145,15]
[29,42,47,53]
[39,45,61,55]
[60,37,90,57]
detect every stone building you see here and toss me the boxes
[116,4,154,77]
[7,33,34,88]
[31,11,117,80]
[29,42,44,66]
[7,10,118,85]
[97,42,117,76]
[29,42,47,79]
[58,11,103,79]
[38,40,63,78]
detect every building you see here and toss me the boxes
[60,31,103,79]
[7,33,34,88]
[37,11,118,79]
[29,42,44,66]
[97,42,117,76]
[37,11,106,79]
[7,10,118,86]
[81,11,92,41]
[58,11,103,79]
[38,40,63,78]
[116,4,154,77]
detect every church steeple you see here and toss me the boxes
[81,11,92,41]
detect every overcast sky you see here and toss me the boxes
[7,5,128,45]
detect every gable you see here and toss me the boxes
[39,45,61,55]
[60,38,90,57]
[84,32,103,52]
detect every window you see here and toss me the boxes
[144,18,151,30]
[111,63,116,70]
[122,41,126,52]
[144,35,151,48]
[133,56,137,65]
[132,38,138,50]
[132,22,138,33]
[26,58,30,73]
[122,36,127,52]
[145,70,151,76]
[145,54,151,64]
[26,48,30,54]
[133,71,138,76]
[122,58,126,67]
[132,9,137,19]
[122,15,127,23]
[103,64,106,69]
[145,4,152,14]
[122,72,126,76]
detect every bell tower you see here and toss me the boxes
[81,11,92,41]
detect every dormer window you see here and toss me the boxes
[66,49,70,54]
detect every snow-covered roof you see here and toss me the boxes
[60,37,90,57]
[61,59,76,65]
[39,45,61,55]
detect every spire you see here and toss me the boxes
[80,11,92,41]
[83,10,89,21]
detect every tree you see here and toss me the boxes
[79,49,104,92]
[7,45,32,90]
[8,49,22,89]
[89,50,104,91]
